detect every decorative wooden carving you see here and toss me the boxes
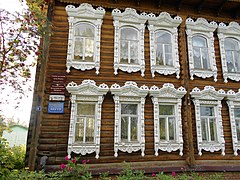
[66,80,109,159]
[226,89,240,155]
[217,22,240,83]
[112,8,147,76]
[66,3,105,74]
[110,81,148,157]
[148,12,182,78]
[190,86,225,156]
[186,17,218,81]
[149,83,186,156]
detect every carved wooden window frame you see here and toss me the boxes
[226,89,240,155]
[190,86,225,156]
[149,83,186,156]
[66,80,108,159]
[148,12,182,78]
[217,22,240,83]
[110,81,148,157]
[66,3,105,74]
[112,8,147,76]
[186,18,218,81]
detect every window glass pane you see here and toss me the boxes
[209,118,217,141]
[77,104,95,115]
[165,54,173,66]
[225,38,238,50]
[159,118,166,140]
[156,31,171,43]
[234,51,240,72]
[200,106,214,116]
[130,41,138,64]
[156,43,163,65]
[201,118,208,141]
[75,23,94,37]
[85,118,94,142]
[121,28,138,40]
[84,38,94,61]
[120,40,128,63]
[193,47,201,68]
[168,117,175,141]
[202,48,210,69]
[121,104,138,115]
[74,37,83,59]
[75,118,84,142]
[235,119,240,141]
[226,51,235,72]
[234,108,240,118]
[121,117,128,142]
[193,36,207,47]
[159,105,174,115]
[130,117,138,141]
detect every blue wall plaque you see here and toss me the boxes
[48,102,64,114]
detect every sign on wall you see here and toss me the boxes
[48,102,64,114]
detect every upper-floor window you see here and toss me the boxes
[74,23,94,62]
[218,22,240,82]
[148,12,182,78]
[155,31,172,66]
[226,89,240,155]
[120,28,139,64]
[186,17,217,81]
[66,3,105,74]
[112,8,147,76]
[224,38,240,73]
[190,86,225,156]
[110,81,148,157]
[192,36,210,69]
[150,83,186,156]
[66,80,108,159]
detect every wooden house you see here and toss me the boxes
[26,0,240,175]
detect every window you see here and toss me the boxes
[192,36,210,69]
[148,12,182,78]
[150,83,186,156]
[218,22,240,82]
[200,106,217,142]
[226,89,240,155]
[190,86,225,156]
[186,17,218,81]
[66,80,108,159]
[110,81,148,157]
[66,3,105,74]
[112,8,147,76]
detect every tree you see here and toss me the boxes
[0,0,48,117]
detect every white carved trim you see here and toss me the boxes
[110,81,148,157]
[66,80,108,159]
[186,17,218,81]
[147,12,182,78]
[190,86,225,156]
[217,22,240,83]
[66,4,105,74]
[226,89,240,155]
[112,8,147,76]
[149,83,186,156]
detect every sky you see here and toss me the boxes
[0,0,35,126]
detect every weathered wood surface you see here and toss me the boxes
[27,0,240,171]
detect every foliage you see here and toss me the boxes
[0,138,26,179]
[0,0,48,116]
[1,160,225,180]
[118,162,146,180]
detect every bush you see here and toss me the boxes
[0,137,26,179]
